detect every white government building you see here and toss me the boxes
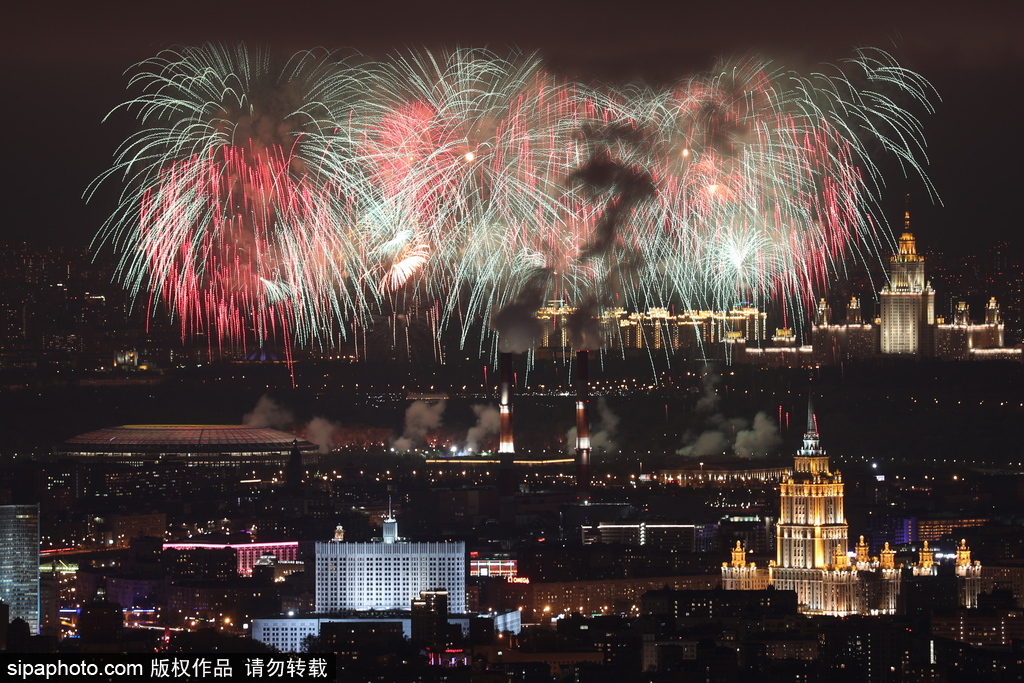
[315,515,466,614]
[253,514,480,652]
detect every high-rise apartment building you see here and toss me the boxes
[0,504,40,633]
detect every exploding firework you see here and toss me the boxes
[92,45,935,357]
[89,44,375,353]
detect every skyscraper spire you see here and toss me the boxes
[806,393,817,436]
[795,390,828,475]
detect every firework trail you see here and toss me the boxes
[92,45,935,357]
[89,44,375,354]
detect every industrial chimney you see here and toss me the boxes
[574,350,592,497]
[498,352,517,498]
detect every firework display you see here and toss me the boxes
[91,44,935,355]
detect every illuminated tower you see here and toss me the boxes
[880,210,935,355]
[0,505,40,633]
[816,298,830,326]
[498,353,516,493]
[776,401,847,570]
[771,400,857,614]
[846,296,863,324]
[574,350,592,498]
[498,353,517,524]
[955,539,983,608]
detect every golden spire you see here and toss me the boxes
[855,535,870,564]
[893,196,923,263]
[918,540,935,568]
[880,542,896,570]
[956,539,972,567]
[731,540,747,567]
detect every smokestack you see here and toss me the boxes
[498,353,517,497]
[575,350,591,497]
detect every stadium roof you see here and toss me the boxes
[58,425,317,454]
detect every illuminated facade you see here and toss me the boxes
[808,218,1019,364]
[534,301,768,357]
[880,212,935,355]
[935,297,1020,361]
[955,539,983,609]
[0,505,40,633]
[315,518,466,614]
[723,404,986,615]
[812,296,878,365]
[163,541,299,576]
[722,405,900,615]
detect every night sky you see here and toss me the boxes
[4,0,1021,254]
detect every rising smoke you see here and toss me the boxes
[243,394,337,454]
[392,399,447,451]
[465,404,501,452]
[243,394,295,429]
[306,416,339,454]
[676,370,781,458]
[491,268,550,353]
[566,396,621,455]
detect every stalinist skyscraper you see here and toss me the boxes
[723,401,901,616]
[769,402,864,615]
[880,210,935,355]
[775,403,847,571]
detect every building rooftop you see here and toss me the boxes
[57,425,316,454]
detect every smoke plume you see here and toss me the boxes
[677,370,781,458]
[243,394,295,429]
[392,399,446,451]
[466,404,501,452]
[306,416,338,454]
[491,268,550,353]
[570,123,657,260]
[566,298,605,351]
[734,411,783,458]
[566,396,620,455]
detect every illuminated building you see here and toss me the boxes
[811,296,878,365]
[469,553,517,578]
[0,504,40,633]
[809,211,1019,364]
[915,517,990,543]
[723,403,985,615]
[955,539,983,609]
[535,301,768,358]
[935,297,1020,361]
[880,212,935,355]
[162,541,300,576]
[315,517,466,613]
[722,404,900,615]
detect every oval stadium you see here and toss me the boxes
[55,425,317,467]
